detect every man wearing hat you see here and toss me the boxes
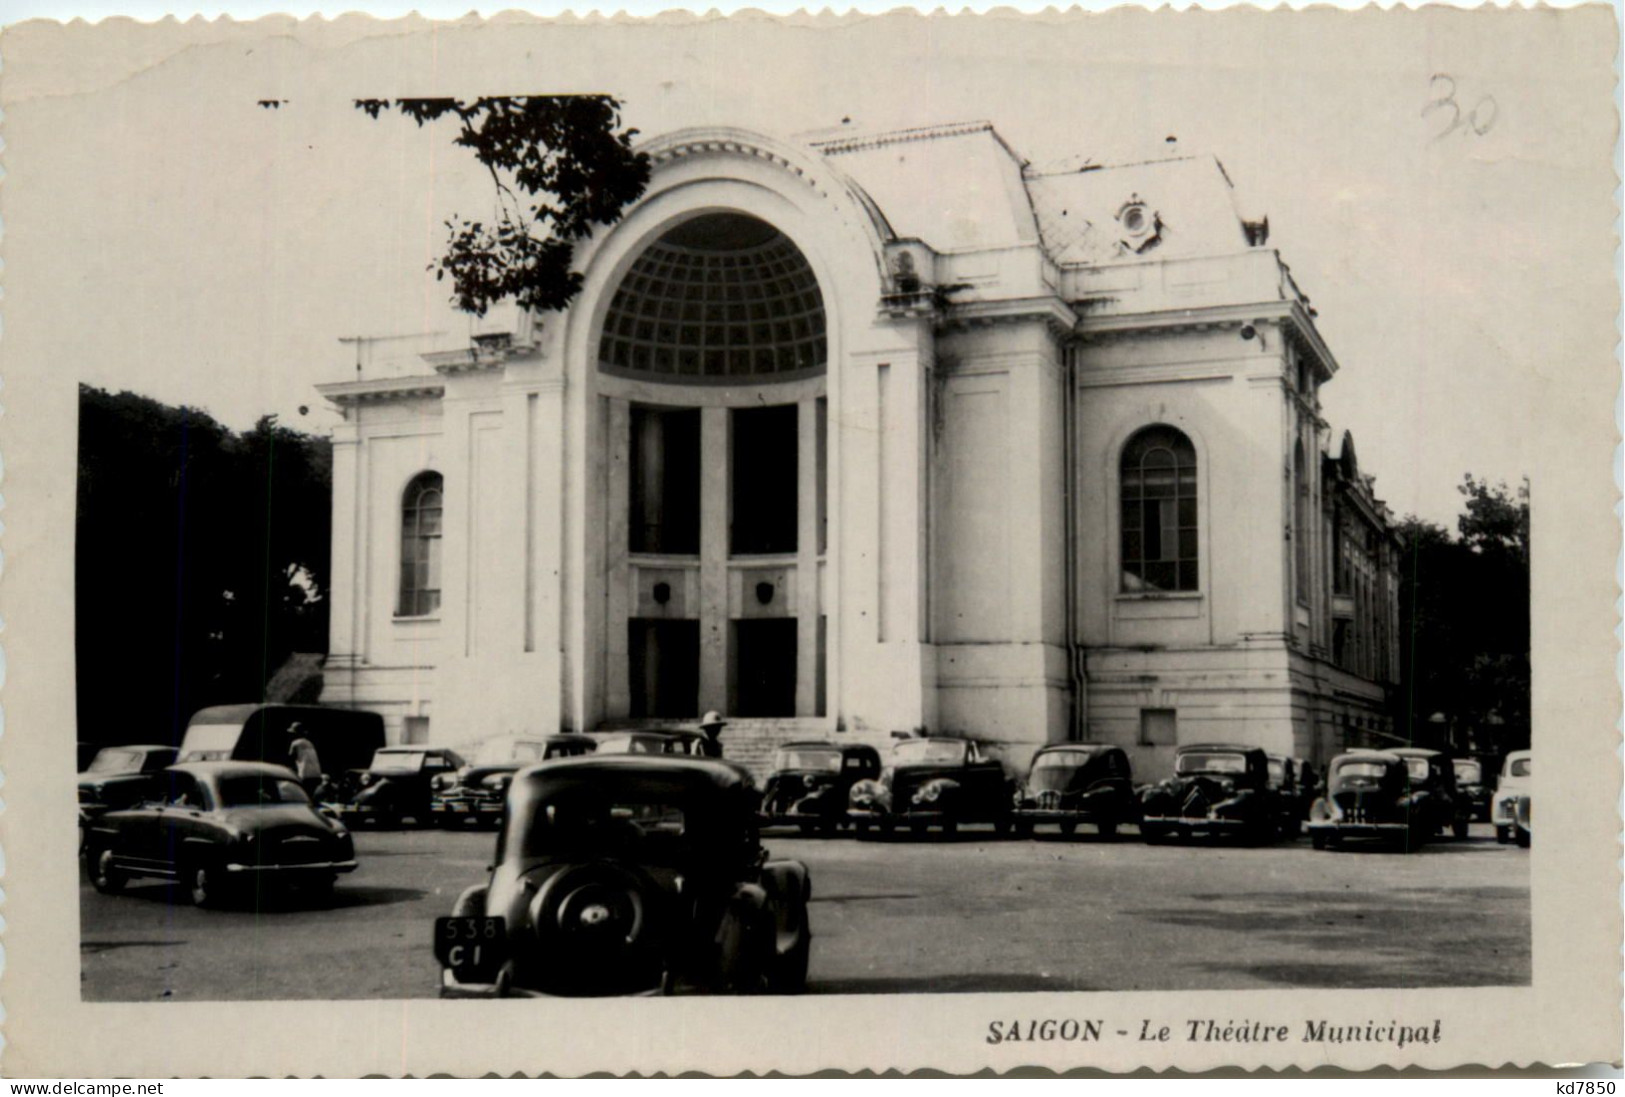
[697,711,727,758]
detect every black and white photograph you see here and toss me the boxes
[0,6,1617,1077]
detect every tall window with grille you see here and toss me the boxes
[1120,426,1198,593]
[399,472,444,617]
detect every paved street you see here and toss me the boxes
[80,824,1529,1001]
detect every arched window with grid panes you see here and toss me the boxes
[399,472,443,617]
[1120,426,1198,593]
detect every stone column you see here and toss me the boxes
[698,405,730,714]
[326,421,362,671]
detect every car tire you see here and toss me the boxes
[187,862,226,908]
[1058,820,1077,837]
[1013,819,1034,838]
[1452,819,1470,840]
[854,820,871,836]
[89,848,126,894]
[1311,831,1328,851]
[992,818,1011,837]
[304,874,337,902]
[1495,826,1511,844]
[798,821,817,837]
[1142,826,1168,845]
[879,819,896,837]
[716,907,771,995]
[941,819,958,837]
[1515,827,1531,849]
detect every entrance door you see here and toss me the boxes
[732,619,797,717]
[629,619,700,718]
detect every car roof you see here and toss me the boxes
[1390,747,1444,758]
[512,754,756,793]
[168,760,297,778]
[1330,750,1402,765]
[545,733,598,745]
[1035,742,1112,753]
[95,744,175,753]
[1504,749,1532,761]
[1176,743,1265,754]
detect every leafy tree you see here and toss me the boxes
[1395,476,1530,761]
[75,387,332,751]
[355,96,650,316]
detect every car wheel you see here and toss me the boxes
[854,820,870,836]
[1311,832,1328,851]
[304,874,337,902]
[1013,819,1034,838]
[716,907,771,995]
[879,819,896,837]
[187,862,226,908]
[1452,819,1470,840]
[1495,826,1510,844]
[798,821,817,837]
[992,818,1011,837]
[1058,820,1078,837]
[1097,820,1118,840]
[818,818,838,838]
[1515,827,1531,849]
[941,819,958,837]
[90,848,126,894]
[1142,826,1168,845]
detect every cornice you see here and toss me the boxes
[316,375,446,407]
[647,136,833,202]
[938,295,1078,340]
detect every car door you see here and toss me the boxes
[152,771,210,875]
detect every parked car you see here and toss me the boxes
[78,745,179,831]
[1264,754,1317,838]
[847,737,1013,836]
[436,754,811,997]
[338,746,467,826]
[82,761,356,906]
[1138,744,1279,843]
[1452,757,1493,822]
[1391,747,1470,839]
[760,742,882,834]
[1492,750,1532,846]
[1306,750,1428,851]
[1010,744,1137,838]
[178,704,385,778]
[431,735,598,828]
[594,730,709,757]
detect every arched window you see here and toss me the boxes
[1120,426,1198,593]
[399,472,443,617]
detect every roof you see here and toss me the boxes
[169,760,298,779]
[512,754,756,794]
[1176,743,1266,754]
[811,122,1039,252]
[1025,154,1253,266]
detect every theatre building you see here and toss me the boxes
[316,121,1402,778]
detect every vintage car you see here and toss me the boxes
[78,744,179,829]
[846,737,1013,836]
[1010,744,1137,838]
[1452,757,1494,822]
[431,735,599,828]
[1391,747,1470,839]
[338,746,467,826]
[1264,754,1319,838]
[759,742,882,834]
[83,761,356,906]
[594,730,710,757]
[1307,750,1429,850]
[436,755,811,997]
[1138,744,1279,843]
[1492,750,1531,846]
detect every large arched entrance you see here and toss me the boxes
[597,212,828,721]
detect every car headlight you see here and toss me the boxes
[431,773,455,791]
[359,772,377,787]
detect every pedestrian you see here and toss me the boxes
[287,723,323,797]
[697,711,727,758]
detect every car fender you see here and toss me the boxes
[451,883,489,919]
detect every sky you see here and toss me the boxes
[5,9,1616,527]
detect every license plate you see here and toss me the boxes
[433,917,506,982]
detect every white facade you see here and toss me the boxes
[318,121,1401,780]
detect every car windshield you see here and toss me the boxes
[1509,756,1531,777]
[1454,761,1483,784]
[1403,757,1431,781]
[893,741,967,765]
[1176,752,1247,776]
[544,741,593,760]
[216,774,312,808]
[775,749,842,773]
[372,749,431,770]
[87,748,146,774]
[1032,749,1096,772]
[180,725,239,758]
[1335,760,1391,780]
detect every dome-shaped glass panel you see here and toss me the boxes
[598,213,827,383]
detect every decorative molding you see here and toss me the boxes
[648,138,833,202]
[937,295,1077,340]
[810,120,1002,157]
[317,375,446,407]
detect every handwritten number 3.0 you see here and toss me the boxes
[1424,74,1498,140]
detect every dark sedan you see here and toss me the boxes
[760,742,882,834]
[78,745,179,833]
[430,735,598,828]
[1012,744,1137,838]
[339,746,467,826]
[847,737,1013,836]
[82,761,356,906]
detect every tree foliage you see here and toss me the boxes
[355,96,650,317]
[1396,475,1530,761]
[76,386,332,749]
